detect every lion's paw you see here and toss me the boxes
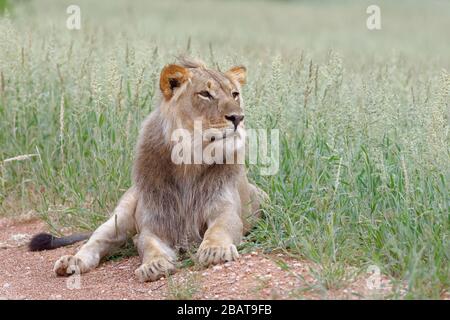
[197,242,239,266]
[53,255,86,276]
[135,256,176,282]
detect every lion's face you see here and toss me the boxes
[159,58,247,162]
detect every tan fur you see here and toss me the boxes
[53,57,266,282]
[226,66,247,85]
[160,64,191,100]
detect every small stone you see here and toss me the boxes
[260,274,272,281]
[0,242,10,249]
[9,234,30,246]
[10,234,29,241]
[3,283,10,288]
[250,251,258,256]
[212,265,223,271]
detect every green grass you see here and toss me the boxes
[0,0,9,14]
[166,273,201,300]
[0,0,449,299]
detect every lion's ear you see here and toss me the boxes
[160,64,190,100]
[225,66,247,86]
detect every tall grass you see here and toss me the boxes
[0,0,449,298]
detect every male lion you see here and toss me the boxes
[29,57,266,282]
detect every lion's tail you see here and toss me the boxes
[28,232,92,251]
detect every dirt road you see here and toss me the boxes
[0,217,405,300]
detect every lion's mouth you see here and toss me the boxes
[210,131,235,142]
[206,125,245,143]
[210,134,224,142]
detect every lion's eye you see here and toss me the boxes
[232,91,239,100]
[198,91,213,100]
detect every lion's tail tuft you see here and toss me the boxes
[28,232,91,251]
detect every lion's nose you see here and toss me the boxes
[225,114,245,130]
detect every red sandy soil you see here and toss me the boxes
[0,217,439,300]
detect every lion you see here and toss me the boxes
[29,57,266,282]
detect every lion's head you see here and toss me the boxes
[157,57,247,164]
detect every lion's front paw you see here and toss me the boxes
[135,256,176,282]
[53,255,86,276]
[197,242,239,266]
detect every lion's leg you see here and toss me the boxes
[54,187,138,276]
[239,176,267,234]
[134,230,177,282]
[197,193,243,266]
